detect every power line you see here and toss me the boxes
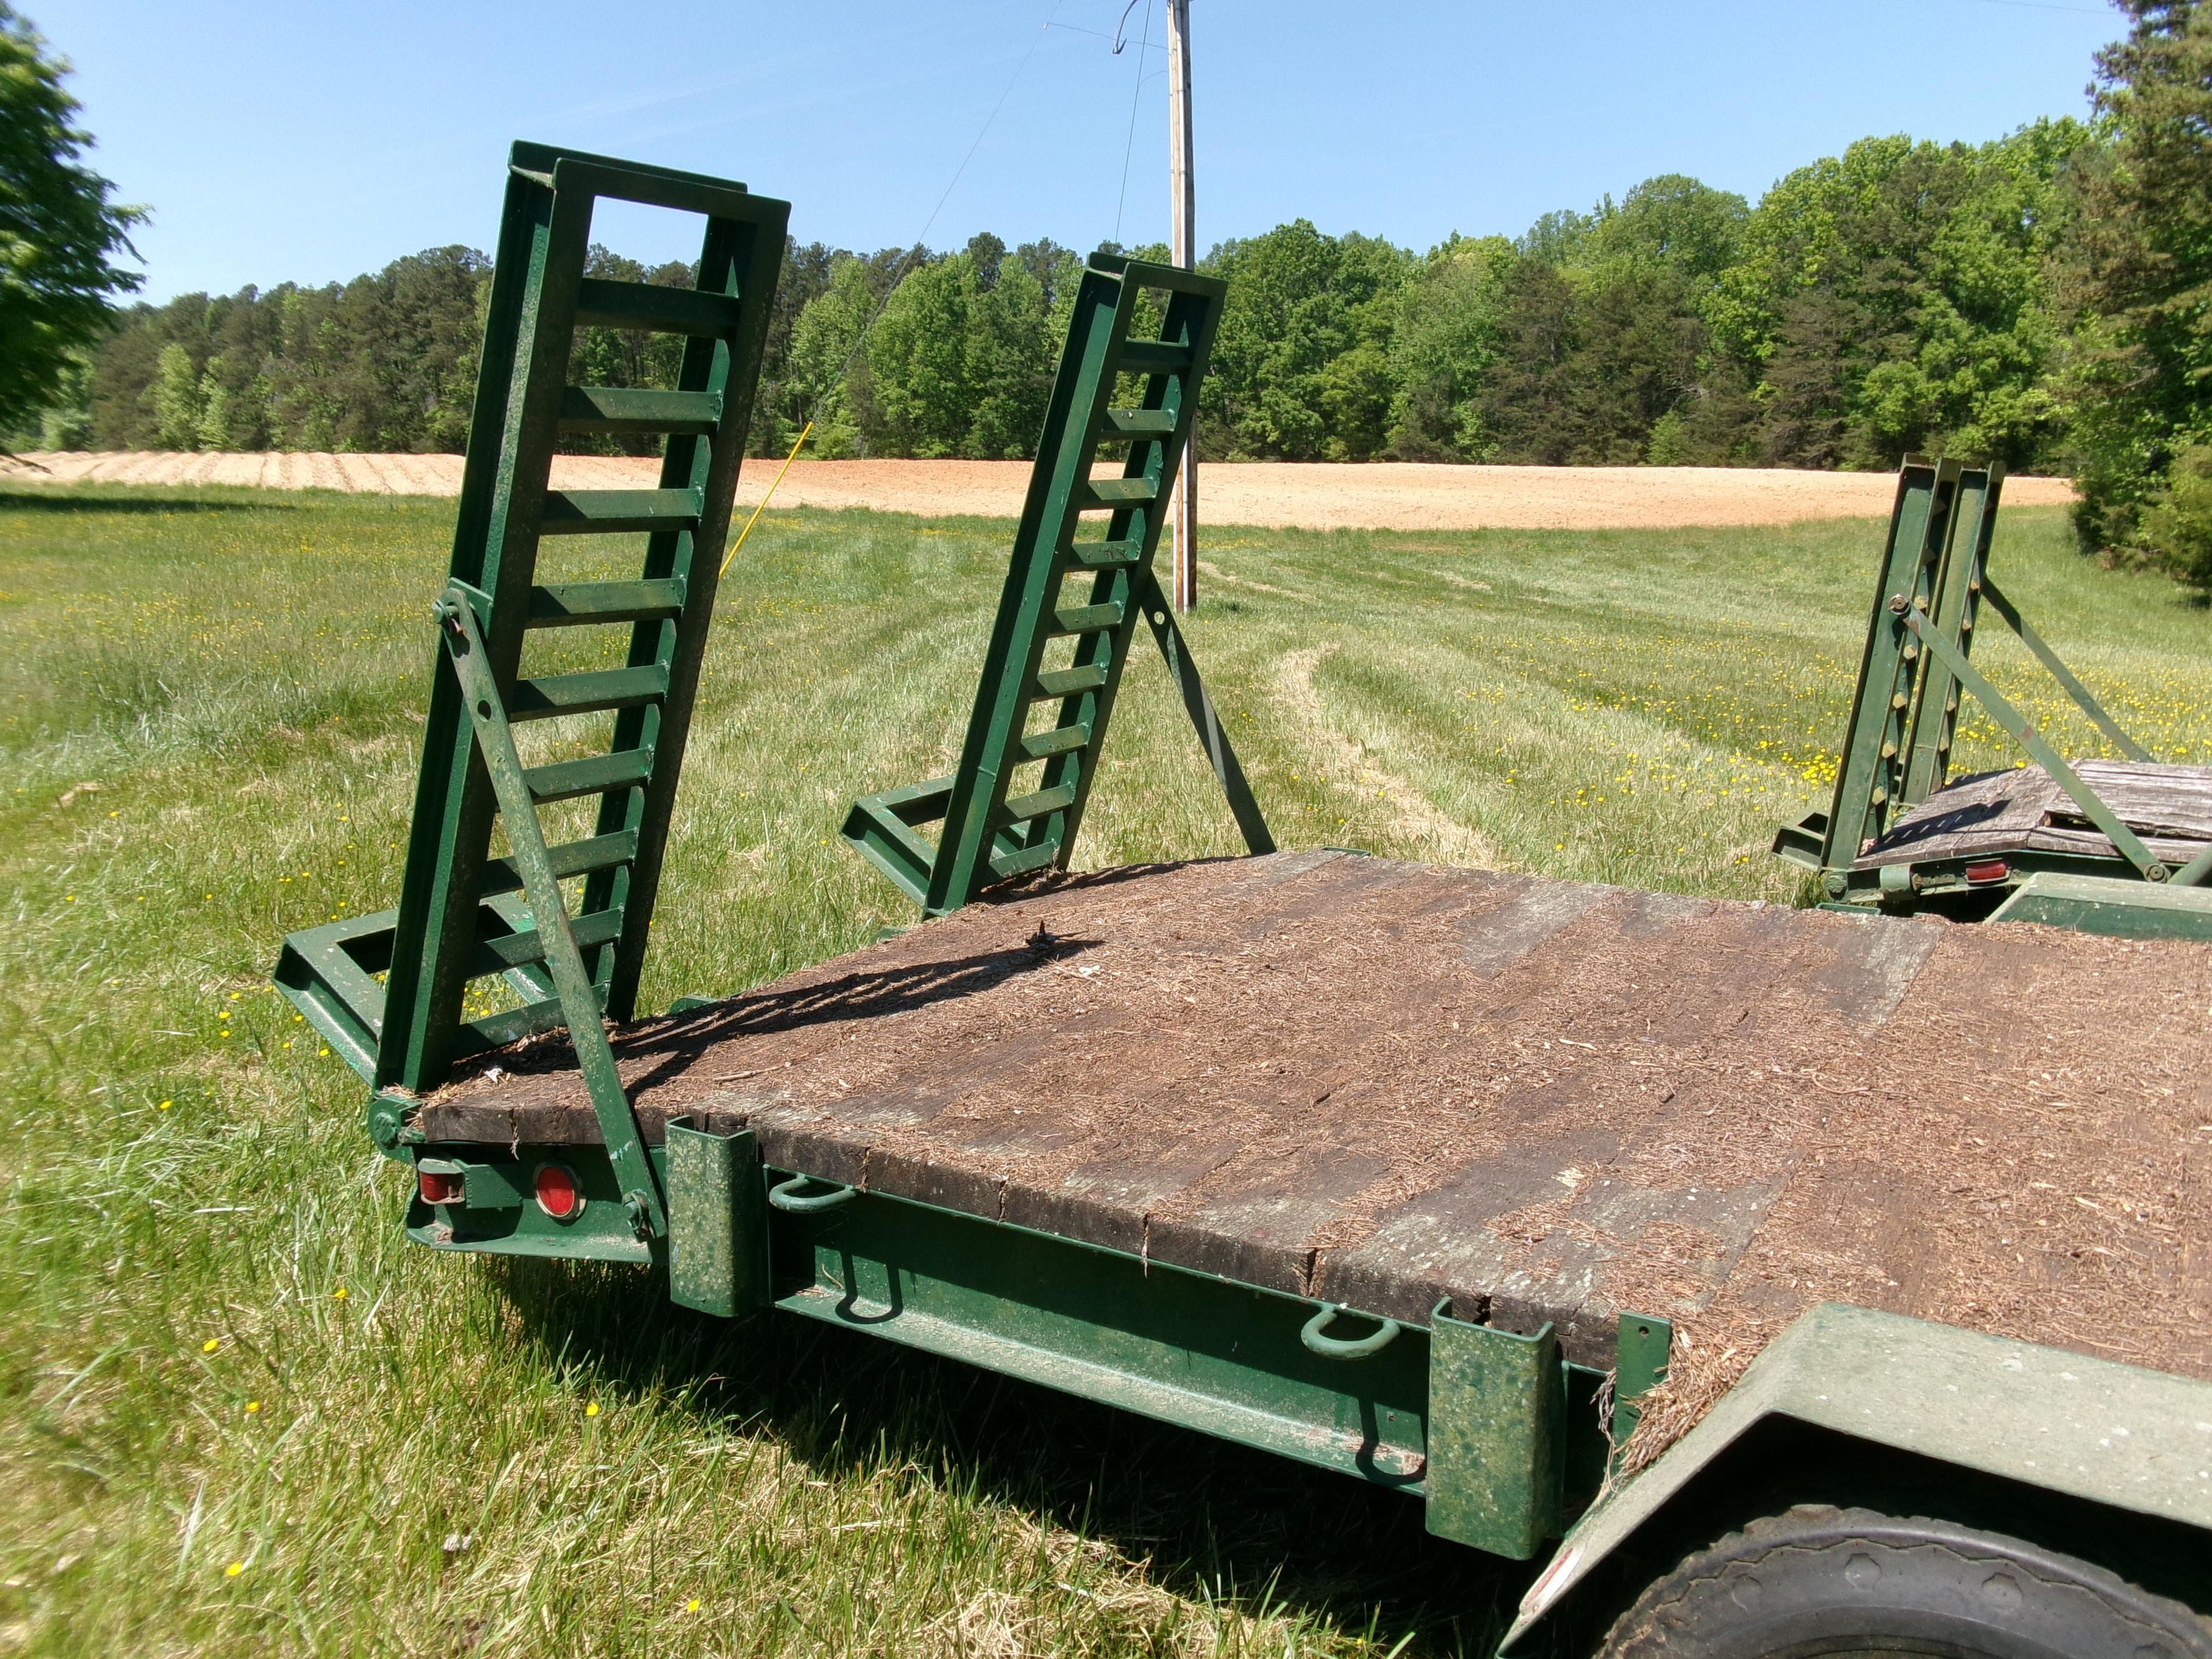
[1113,0,1157,244]
[810,0,1066,423]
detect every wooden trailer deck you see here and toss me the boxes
[1857,759,2212,868]
[422,850,2212,1428]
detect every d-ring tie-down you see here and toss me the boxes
[768,1175,858,1213]
[1300,1303,1402,1360]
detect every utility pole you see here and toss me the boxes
[1166,0,1197,613]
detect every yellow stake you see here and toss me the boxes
[719,421,812,579]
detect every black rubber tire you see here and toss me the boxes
[1600,1504,2212,1658]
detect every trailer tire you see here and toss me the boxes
[1599,1504,2212,1658]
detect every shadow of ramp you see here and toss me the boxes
[483,1254,1532,1655]
[0,490,297,515]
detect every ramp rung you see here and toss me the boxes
[1020,725,1089,759]
[558,387,722,435]
[988,841,1060,879]
[1103,407,1175,436]
[548,157,756,221]
[527,578,687,628]
[468,906,625,975]
[524,748,655,804]
[1003,783,1078,823]
[1051,601,1123,636]
[574,278,744,338]
[1069,539,1143,569]
[507,665,669,721]
[539,488,703,535]
[1035,664,1109,699]
[1117,340,1193,373]
[1084,478,1160,509]
[479,829,638,897]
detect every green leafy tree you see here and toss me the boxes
[863,252,975,457]
[783,252,895,457]
[149,340,198,449]
[1200,221,1413,460]
[0,3,143,435]
[194,355,230,449]
[1577,175,1749,288]
[1476,258,1708,464]
[1385,233,1516,460]
[2062,0,2212,569]
[854,236,1070,460]
[1714,128,2082,469]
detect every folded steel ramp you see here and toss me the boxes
[274,144,788,1239]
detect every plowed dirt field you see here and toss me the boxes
[1,451,2075,529]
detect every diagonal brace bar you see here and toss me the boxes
[434,581,669,1237]
[2174,840,2212,888]
[1979,577,2154,762]
[1134,567,1274,855]
[1904,610,2168,881]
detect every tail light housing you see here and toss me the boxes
[535,1163,584,1222]
[1964,859,2010,884]
[418,1168,465,1206]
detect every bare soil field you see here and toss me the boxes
[0,450,2075,529]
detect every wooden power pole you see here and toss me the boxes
[1166,0,1197,612]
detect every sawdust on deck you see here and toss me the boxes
[421,850,2211,1461]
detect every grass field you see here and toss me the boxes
[3,484,2206,1658]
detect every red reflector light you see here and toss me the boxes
[1964,859,2010,884]
[535,1164,582,1221]
[418,1169,465,1206]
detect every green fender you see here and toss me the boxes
[1500,1301,2212,1651]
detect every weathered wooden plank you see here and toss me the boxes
[1861,760,2212,866]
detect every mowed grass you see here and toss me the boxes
[2,482,2206,1658]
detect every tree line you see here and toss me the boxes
[15,3,2212,588]
[33,128,2093,475]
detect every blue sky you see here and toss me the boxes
[38,0,2124,305]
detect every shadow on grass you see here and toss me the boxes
[0,490,295,515]
[490,1257,1535,1656]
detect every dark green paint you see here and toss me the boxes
[1990,870,2212,938]
[1424,1305,1563,1559]
[1772,455,2196,921]
[433,585,666,1232]
[767,1177,1431,1488]
[1610,1311,1673,1453]
[666,1119,771,1317]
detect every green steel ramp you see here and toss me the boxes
[1775,454,2212,919]
[840,254,1272,915]
[274,143,788,1238]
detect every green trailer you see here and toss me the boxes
[279,151,2212,1656]
[1774,455,2212,940]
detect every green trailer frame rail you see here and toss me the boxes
[275,143,789,1238]
[840,253,1272,915]
[407,1115,1675,1563]
[1774,454,2211,923]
